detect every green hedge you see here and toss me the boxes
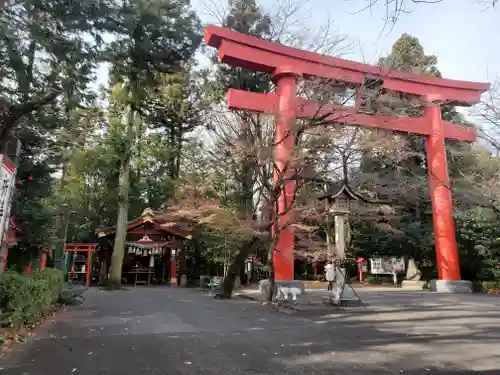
[473,280,500,293]
[0,268,64,329]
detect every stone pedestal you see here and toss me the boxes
[199,275,210,289]
[335,267,358,301]
[405,258,422,279]
[234,276,241,289]
[322,267,360,306]
[430,280,472,293]
[180,274,187,287]
[401,280,427,290]
[402,258,426,290]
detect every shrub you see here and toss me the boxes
[313,274,326,282]
[364,275,382,285]
[473,280,500,293]
[0,268,64,329]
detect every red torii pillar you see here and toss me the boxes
[272,66,299,280]
[24,263,32,275]
[205,25,489,289]
[425,101,461,281]
[40,248,52,271]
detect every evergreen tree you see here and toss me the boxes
[210,0,272,95]
[203,0,273,217]
[141,70,204,180]
[103,0,201,287]
[0,0,106,148]
[1,0,108,267]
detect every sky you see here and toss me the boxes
[302,0,499,84]
[96,0,499,105]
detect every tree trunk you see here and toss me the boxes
[109,106,135,288]
[218,238,256,299]
[265,238,276,302]
[169,126,176,178]
[345,217,352,252]
[109,157,130,288]
[54,205,70,271]
[0,116,15,151]
[174,124,183,179]
[61,157,70,186]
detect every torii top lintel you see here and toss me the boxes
[205,25,489,105]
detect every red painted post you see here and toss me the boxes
[272,66,298,281]
[425,102,461,281]
[86,248,92,288]
[170,249,177,280]
[24,263,32,275]
[356,258,365,282]
[40,251,47,271]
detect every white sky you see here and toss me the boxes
[312,0,498,84]
[95,0,499,105]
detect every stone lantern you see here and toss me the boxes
[317,178,372,305]
[318,180,367,262]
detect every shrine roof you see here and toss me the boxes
[96,208,190,239]
[315,178,383,205]
[205,25,489,105]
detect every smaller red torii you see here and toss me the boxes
[205,24,489,289]
[64,243,97,288]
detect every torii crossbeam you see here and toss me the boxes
[205,24,489,288]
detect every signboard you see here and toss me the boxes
[0,155,16,246]
[370,256,405,275]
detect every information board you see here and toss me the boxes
[370,256,405,275]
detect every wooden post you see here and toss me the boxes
[170,249,177,280]
[86,247,92,288]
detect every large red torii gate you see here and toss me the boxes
[205,25,489,288]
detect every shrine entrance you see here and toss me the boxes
[96,208,190,286]
[64,243,97,288]
[205,25,489,291]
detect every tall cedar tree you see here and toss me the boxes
[104,0,201,287]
